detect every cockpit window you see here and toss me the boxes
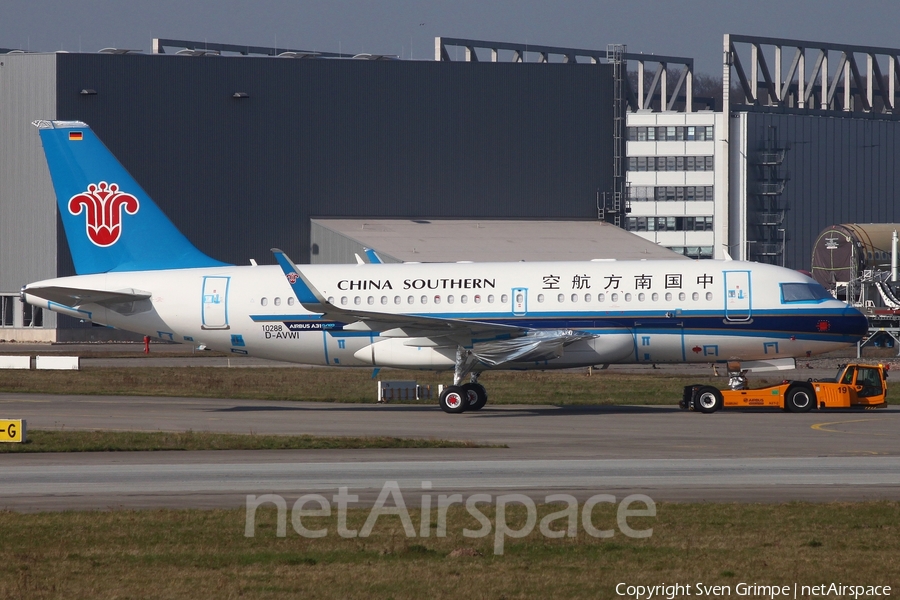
[780,282,833,303]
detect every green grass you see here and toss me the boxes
[0,366,723,405]
[0,501,896,599]
[0,430,501,453]
[2,364,895,405]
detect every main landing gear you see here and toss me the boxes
[438,347,488,414]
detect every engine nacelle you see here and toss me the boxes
[354,339,456,368]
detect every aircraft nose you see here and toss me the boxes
[843,305,869,339]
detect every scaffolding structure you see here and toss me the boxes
[604,44,627,227]
[724,34,900,117]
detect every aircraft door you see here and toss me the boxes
[724,270,751,322]
[512,288,527,316]
[201,276,230,330]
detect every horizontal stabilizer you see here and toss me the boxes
[23,285,151,307]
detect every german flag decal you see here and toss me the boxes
[69,131,83,141]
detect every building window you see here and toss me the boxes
[626,156,713,172]
[667,246,715,260]
[1,296,14,327]
[23,303,42,328]
[627,125,714,142]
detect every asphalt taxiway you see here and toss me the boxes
[0,392,898,511]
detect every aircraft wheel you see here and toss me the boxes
[439,386,468,414]
[786,387,814,413]
[462,383,488,411]
[695,386,723,414]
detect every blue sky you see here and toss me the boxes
[2,0,898,75]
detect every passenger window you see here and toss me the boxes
[260,297,268,306]
[288,297,296,306]
[611,293,619,302]
[341,296,348,305]
[501,294,509,303]
[420,296,428,304]
[571,294,578,302]
[598,293,605,302]
[434,296,441,304]
[537,294,545,303]
[461,295,468,304]
[678,292,686,301]
[638,293,645,301]
[651,293,658,301]
[354,297,361,305]
[625,293,632,301]
[558,294,565,302]
[274,297,281,306]
[381,296,388,305]
[488,295,495,303]
[407,296,414,304]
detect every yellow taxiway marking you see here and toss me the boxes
[811,418,895,436]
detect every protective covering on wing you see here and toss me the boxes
[470,329,596,366]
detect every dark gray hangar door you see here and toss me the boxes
[55,53,614,272]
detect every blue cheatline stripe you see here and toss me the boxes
[250,307,857,321]
[249,312,865,338]
[250,314,326,322]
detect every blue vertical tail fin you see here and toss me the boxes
[33,120,229,274]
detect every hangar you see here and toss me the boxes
[310,218,686,264]
[0,39,616,340]
[4,34,900,342]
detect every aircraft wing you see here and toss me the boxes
[22,285,152,307]
[272,249,527,344]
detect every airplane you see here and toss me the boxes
[22,120,869,413]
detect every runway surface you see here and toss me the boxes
[1,392,898,510]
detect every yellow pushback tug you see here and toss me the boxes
[681,363,889,413]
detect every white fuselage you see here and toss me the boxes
[26,259,867,370]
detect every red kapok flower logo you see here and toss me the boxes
[68,182,140,247]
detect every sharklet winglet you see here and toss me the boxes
[363,248,384,264]
[271,248,329,311]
